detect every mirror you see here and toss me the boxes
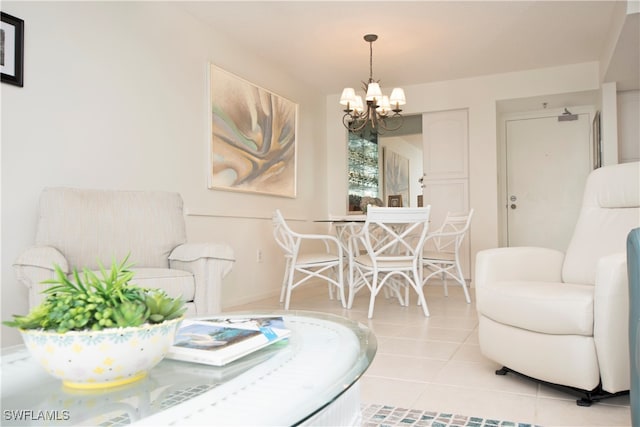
[347,115,423,212]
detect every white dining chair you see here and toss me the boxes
[348,206,432,319]
[421,209,474,303]
[272,210,345,310]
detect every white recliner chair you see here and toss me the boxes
[476,162,640,406]
[13,187,235,316]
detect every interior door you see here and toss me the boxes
[422,109,470,278]
[506,113,591,251]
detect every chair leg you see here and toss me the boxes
[454,262,471,304]
[442,268,449,297]
[368,273,379,319]
[337,264,346,308]
[348,264,358,309]
[452,262,471,304]
[412,268,430,317]
[279,258,291,303]
[284,267,296,310]
[327,280,335,300]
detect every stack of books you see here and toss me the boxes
[166,316,291,366]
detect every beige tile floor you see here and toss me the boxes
[227,282,632,427]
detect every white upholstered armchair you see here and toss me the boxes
[13,187,235,316]
[476,162,640,406]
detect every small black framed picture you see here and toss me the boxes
[1,12,24,87]
[388,195,403,207]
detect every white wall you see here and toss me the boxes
[1,2,327,347]
[618,90,640,163]
[326,62,601,278]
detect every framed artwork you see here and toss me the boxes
[208,64,298,198]
[1,12,24,87]
[388,195,403,207]
[593,111,601,169]
[383,148,410,207]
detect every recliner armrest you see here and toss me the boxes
[168,243,235,315]
[593,252,630,393]
[13,246,68,271]
[475,246,565,286]
[168,243,235,263]
[13,246,69,308]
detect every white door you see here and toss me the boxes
[422,109,471,278]
[506,113,592,251]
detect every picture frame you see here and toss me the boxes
[388,195,403,207]
[1,12,24,87]
[383,148,410,207]
[593,111,601,169]
[208,64,298,198]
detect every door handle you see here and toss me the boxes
[510,204,517,209]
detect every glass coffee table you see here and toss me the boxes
[1,311,376,426]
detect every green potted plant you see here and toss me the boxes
[4,255,186,389]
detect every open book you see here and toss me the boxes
[166,316,291,366]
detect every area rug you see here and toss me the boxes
[361,403,541,427]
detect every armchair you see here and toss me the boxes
[13,187,235,316]
[476,162,640,406]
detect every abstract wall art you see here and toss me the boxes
[383,148,410,207]
[208,65,298,198]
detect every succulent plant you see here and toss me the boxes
[4,255,186,333]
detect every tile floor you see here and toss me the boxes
[227,282,632,427]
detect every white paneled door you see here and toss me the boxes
[505,113,592,252]
[422,109,470,278]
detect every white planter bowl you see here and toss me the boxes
[20,317,182,390]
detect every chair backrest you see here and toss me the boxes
[272,209,296,257]
[430,209,474,253]
[562,162,640,285]
[362,206,432,263]
[35,187,187,270]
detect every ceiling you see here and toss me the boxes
[177,1,628,96]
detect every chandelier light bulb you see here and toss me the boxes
[354,96,364,113]
[365,82,382,102]
[389,88,406,106]
[377,96,391,115]
[340,87,357,106]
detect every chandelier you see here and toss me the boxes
[340,34,406,134]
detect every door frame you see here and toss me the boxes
[497,105,596,247]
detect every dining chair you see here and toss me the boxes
[421,209,474,303]
[348,206,432,319]
[272,210,345,310]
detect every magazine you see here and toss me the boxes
[166,316,291,366]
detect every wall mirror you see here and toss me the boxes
[347,114,423,212]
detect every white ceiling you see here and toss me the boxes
[177,1,625,96]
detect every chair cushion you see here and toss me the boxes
[478,280,594,335]
[296,253,340,265]
[354,254,414,269]
[131,267,195,303]
[35,187,187,270]
[423,250,455,262]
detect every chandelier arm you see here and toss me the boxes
[343,113,369,133]
[377,113,405,132]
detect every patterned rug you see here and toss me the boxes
[361,404,540,427]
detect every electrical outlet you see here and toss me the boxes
[256,249,263,263]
